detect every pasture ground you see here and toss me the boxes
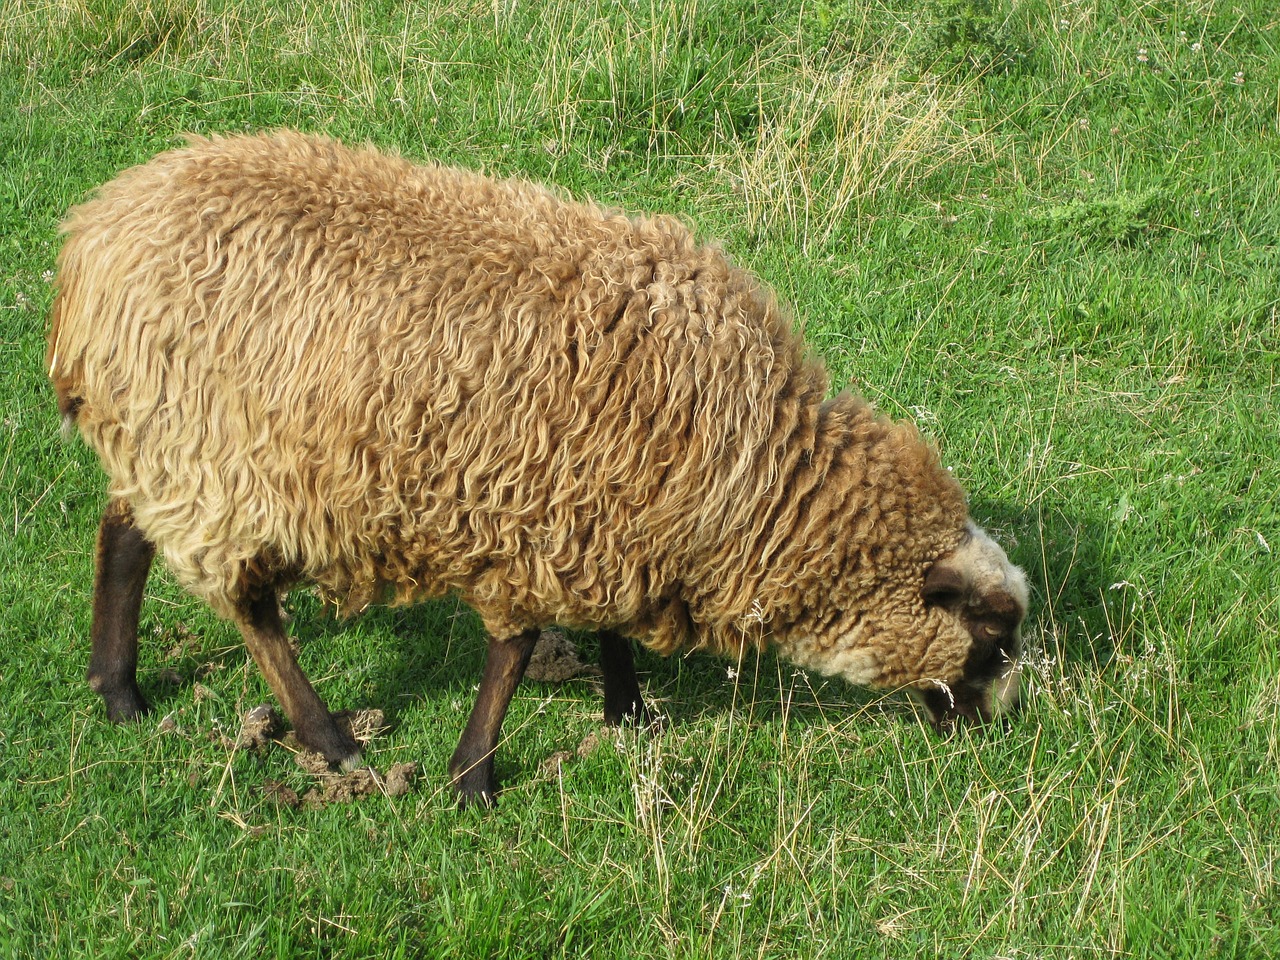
[1,1,1277,956]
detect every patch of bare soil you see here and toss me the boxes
[234,705,417,808]
[233,632,601,806]
[291,761,418,808]
[235,703,284,753]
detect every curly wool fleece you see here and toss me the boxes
[49,130,1006,701]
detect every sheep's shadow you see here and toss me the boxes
[264,592,860,747]
[335,494,1112,741]
[968,495,1114,665]
[348,597,897,739]
[133,493,1110,763]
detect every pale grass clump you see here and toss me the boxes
[518,0,738,169]
[1246,668,1280,769]
[909,708,1137,952]
[509,0,990,249]
[277,0,381,108]
[4,0,261,81]
[3,0,208,65]
[712,57,990,251]
[909,593,1274,951]
[6,0,391,109]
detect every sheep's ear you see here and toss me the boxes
[922,559,966,609]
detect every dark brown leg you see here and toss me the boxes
[234,591,361,768]
[88,498,155,722]
[599,630,651,726]
[449,628,540,808]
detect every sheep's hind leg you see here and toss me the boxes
[449,628,539,808]
[599,630,652,726]
[88,497,155,722]
[234,592,361,769]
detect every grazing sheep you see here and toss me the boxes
[48,131,1029,806]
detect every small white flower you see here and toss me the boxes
[1232,71,1244,85]
[1190,42,1202,52]
[1137,49,1149,63]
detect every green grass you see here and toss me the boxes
[2,0,1277,956]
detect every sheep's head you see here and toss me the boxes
[911,522,1029,732]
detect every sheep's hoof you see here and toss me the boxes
[454,781,498,810]
[450,761,499,809]
[603,693,658,727]
[294,721,363,771]
[100,685,151,724]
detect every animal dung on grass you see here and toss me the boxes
[48,130,1028,806]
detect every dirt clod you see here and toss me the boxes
[262,778,301,808]
[576,729,604,759]
[335,708,388,744]
[236,704,283,753]
[230,704,412,807]
[384,762,417,798]
[524,629,594,682]
[539,750,574,777]
[291,748,333,776]
[298,762,419,807]
[538,728,611,779]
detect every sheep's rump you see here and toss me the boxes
[49,131,827,649]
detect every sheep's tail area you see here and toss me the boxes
[46,285,84,441]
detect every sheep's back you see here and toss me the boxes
[51,131,819,641]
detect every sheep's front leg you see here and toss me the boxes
[88,497,155,722]
[234,592,361,769]
[599,630,651,726]
[449,628,539,808]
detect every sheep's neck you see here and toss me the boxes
[683,391,969,657]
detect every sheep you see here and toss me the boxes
[48,130,1029,806]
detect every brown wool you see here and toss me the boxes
[50,130,1024,715]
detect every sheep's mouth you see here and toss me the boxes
[990,656,1022,716]
[911,659,1022,733]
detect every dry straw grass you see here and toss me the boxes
[521,0,732,164]
[10,0,988,255]
[713,56,989,251]
[11,0,207,62]
[504,2,989,250]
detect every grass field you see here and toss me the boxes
[1,0,1277,956]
